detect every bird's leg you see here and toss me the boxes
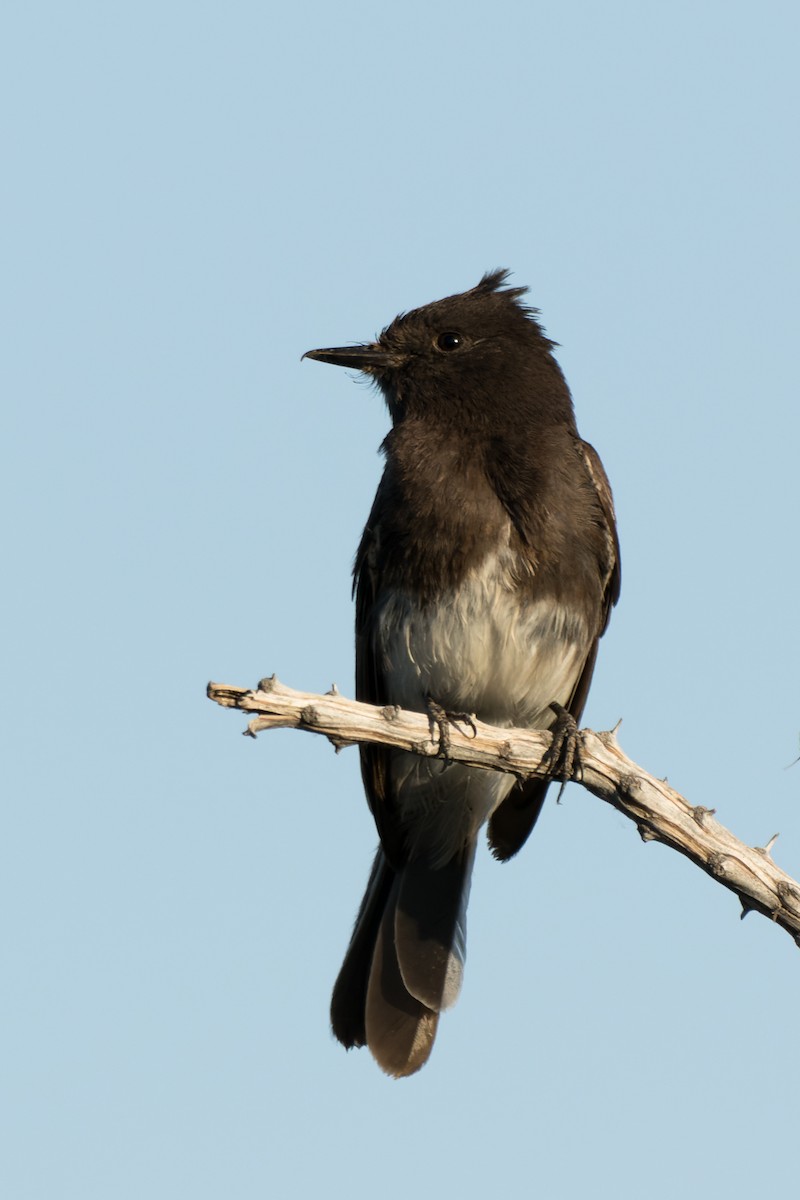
[425,696,478,758]
[542,703,583,797]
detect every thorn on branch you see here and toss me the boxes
[755,833,780,858]
[598,720,623,749]
[244,715,275,736]
[327,735,354,753]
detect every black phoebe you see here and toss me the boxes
[304,270,620,1077]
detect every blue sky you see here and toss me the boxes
[3,2,800,1197]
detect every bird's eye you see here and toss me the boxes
[436,331,463,352]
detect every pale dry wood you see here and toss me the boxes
[207,676,800,947]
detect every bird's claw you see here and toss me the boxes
[425,697,478,757]
[543,703,582,797]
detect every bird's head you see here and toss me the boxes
[304,270,573,428]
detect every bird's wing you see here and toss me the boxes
[579,438,621,630]
[353,495,409,868]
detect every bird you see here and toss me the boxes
[303,269,620,1077]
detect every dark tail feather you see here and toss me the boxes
[331,842,476,1077]
[394,841,475,1011]
[330,848,393,1050]
[365,894,439,1077]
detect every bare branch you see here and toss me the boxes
[207,676,800,948]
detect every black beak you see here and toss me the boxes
[302,343,394,371]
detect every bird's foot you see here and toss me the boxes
[543,703,583,798]
[425,696,478,758]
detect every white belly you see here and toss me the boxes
[375,549,590,728]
